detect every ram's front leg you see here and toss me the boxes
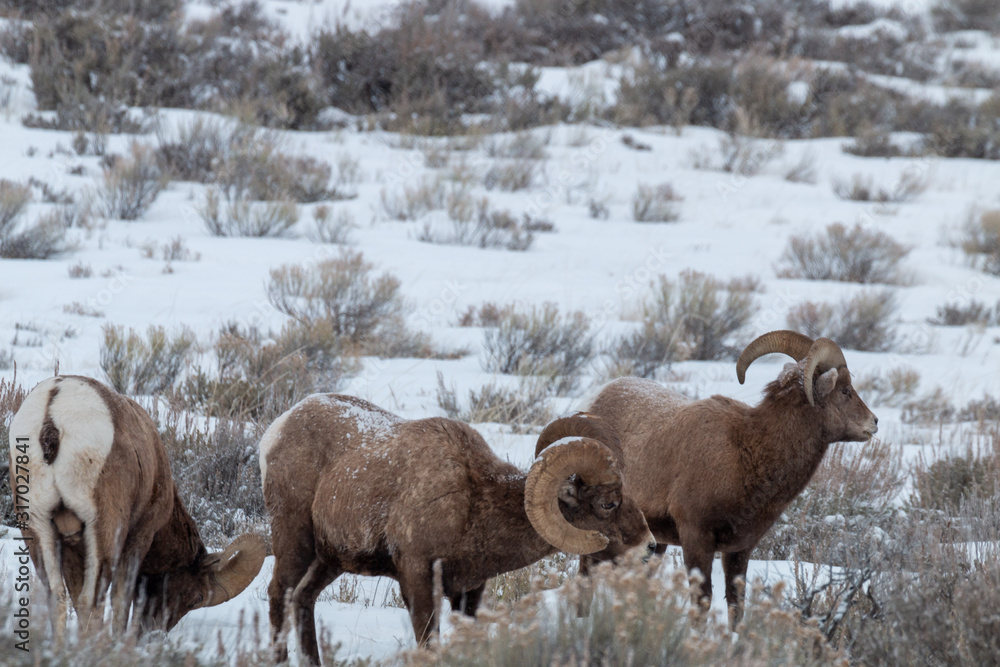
[398,560,439,647]
[680,527,715,616]
[723,548,752,628]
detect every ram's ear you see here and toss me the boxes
[813,367,840,402]
[557,476,582,507]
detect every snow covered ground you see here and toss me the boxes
[3,0,1000,663]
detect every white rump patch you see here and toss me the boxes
[258,406,293,485]
[47,378,115,526]
[9,377,114,614]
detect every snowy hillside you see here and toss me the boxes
[2,0,1000,664]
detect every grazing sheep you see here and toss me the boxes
[8,375,266,635]
[260,394,655,664]
[585,330,878,625]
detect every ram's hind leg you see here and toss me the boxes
[109,521,159,635]
[29,521,71,641]
[269,521,310,663]
[448,584,484,617]
[60,541,85,611]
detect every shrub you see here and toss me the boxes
[0,374,27,528]
[100,324,196,395]
[96,142,168,220]
[154,406,266,543]
[956,394,1000,423]
[855,366,920,408]
[909,451,999,513]
[182,3,323,129]
[266,250,426,356]
[929,299,1000,326]
[612,60,734,131]
[959,209,1000,275]
[67,261,93,278]
[310,4,501,134]
[481,303,595,395]
[900,387,955,425]
[756,436,904,562]
[921,94,1000,160]
[850,538,1000,666]
[199,188,299,238]
[26,11,153,133]
[308,205,355,244]
[458,302,517,327]
[842,126,903,157]
[155,116,235,183]
[588,197,610,219]
[631,183,682,222]
[435,372,552,432]
[609,271,760,377]
[718,112,783,176]
[157,120,345,202]
[379,176,449,221]
[832,171,928,204]
[179,321,355,424]
[783,148,818,184]
[483,131,549,160]
[406,559,844,667]
[1,207,69,259]
[158,236,199,262]
[419,199,535,251]
[932,0,1000,31]
[214,128,340,203]
[786,289,899,352]
[483,159,539,191]
[776,222,911,284]
[0,179,31,230]
[63,301,105,317]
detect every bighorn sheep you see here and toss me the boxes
[8,375,266,635]
[260,394,655,664]
[584,330,878,625]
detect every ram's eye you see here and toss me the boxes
[601,501,619,511]
[841,388,850,396]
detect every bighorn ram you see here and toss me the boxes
[8,375,266,635]
[260,394,655,664]
[585,330,878,625]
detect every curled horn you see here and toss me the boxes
[736,330,815,385]
[533,413,625,471]
[800,338,848,407]
[525,439,621,555]
[205,534,266,607]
